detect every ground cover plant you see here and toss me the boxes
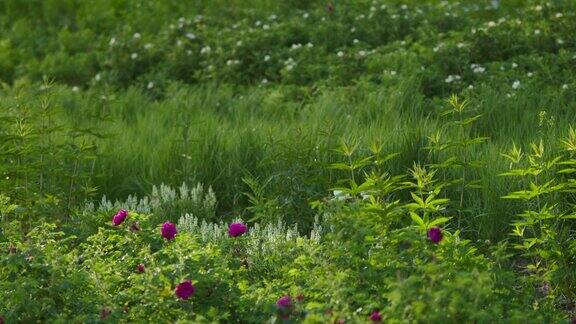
[1,0,576,322]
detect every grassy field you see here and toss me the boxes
[1,0,576,322]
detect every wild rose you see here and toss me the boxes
[112,209,128,226]
[370,310,382,322]
[161,221,177,240]
[136,264,145,273]
[175,280,195,300]
[276,295,292,309]
[228,222,248,237]
[427,227,443,243]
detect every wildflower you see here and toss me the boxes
[264,55,271,62]
[185,33,196,40]
[72,86,79,92]
[109,37,116,46]
[370,311,382,322]
[130,53,138,60]
[228,222,248,237]
[147,82,154,89]
[445,75,461,83]
[427,227,443,243]
[302,13,309,19]
[100,308,112,320]
[175,280,195,300]
[144,43,154,49]
[562,84,568,90]
[161,221,178,240]
[200,46,211,54]
[337,51,344,57]
[276,295,292,309]
[133,32,141,39]
[130,221,141,232]
[263,24,270,30]
[534,29,541,35]
[136,264,145,273]
[512,80,521,89]
[112,209,128,226]
[327,3,334,14]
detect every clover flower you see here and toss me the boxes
[136,264,145,273]
[228,222,248,237]
[161,221,178,240]
[370,311,382,322]
[175,280,195,300]
[112,209,128,226]
[276,295,292,309]
[427,227,443,243]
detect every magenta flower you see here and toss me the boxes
[276,295,292,309]
[427,227,443,243]
[228,222,248,237]
[161,221,177,240]
[370,310,382,322]
[136,264,145,273]
[175,280,195,300]
[112,209,128,226]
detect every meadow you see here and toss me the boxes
[1,0,576,322]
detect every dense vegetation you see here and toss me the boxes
[1,0,576,322]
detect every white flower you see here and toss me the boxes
[562,84,569,89]
[263,24,270,30]
[261,78,268,84]
[358,50,366,57]
[291,43,302,50]
[147,82,154,89]
[390,70,397,76]
[360,192,371,200]
[306,42,314,48]
[535,5,542,11]
[109,37,116,46]
[269,14,277,21]
[264,55,271,62]
[236,40,243,46]
[512,80,521,89]
[144,43,154,49]
[457,42,465,48]
[353,39,359,44]
[527,72,533,77]
[468,85,474,90]
[95,73,101,81]
[72,86,79,92]
[557,39,564,45]
[185,33,196,40]
[130,53,138,59]
[200,46,211,54]
[512,62,518,68]
[534,29,541,35]
[176,40,183,46]
[255,20,261,27]
[556,13,563,18]
[133,33,141,39]
[332,190,350,201]
[445,75,461,83]
[487,21,496,27]
[303,13,309,19]
[337,51,344,57]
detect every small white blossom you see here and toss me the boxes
[303,13,309,19]
[562,84,569,89]
[200,46,211,54]
[130,53,138,59]
[72,86,79,92]
[337,51,344,57]
[512,80,521,89]
[147,82,154,89]
[264,55,271,62]
[534,29,541,35]
[109,37,116,46]
[144,43,154,49]
[133,33,141,39]
[185,33,196,40]
[263,24,270,30]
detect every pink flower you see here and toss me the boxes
[276,295,292,309]
[136,264,145,273]
[370,310,382,322]
[161,221,177,240]
[427,227,443,243]
[175,280,195,300]
[228,222,248,237]
[112,209,128,226]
